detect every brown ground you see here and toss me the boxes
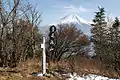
[49,55,120,78]
[0,59,59,80]
[0,55,120,80]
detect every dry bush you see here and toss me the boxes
[68,55,103,75]
[47,23,90,62]
[48,60,71,74]
[48,54,120,78]
[0,0,42,67]
[68,55,120,78]
[0,59,60,80]
[0,59,43,80]
[16,59,42,74]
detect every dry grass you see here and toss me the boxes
[0,56,120,80]
[48,55,120,78]
[67,55,120,78]
[17,58,42,74]
[0,59,59,80]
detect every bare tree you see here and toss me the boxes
[0,0,42,67]
[47,23,90,62]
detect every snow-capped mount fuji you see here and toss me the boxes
[40,14,92,37]
[60,14,89,24]
[59,14,92,36]
[39,14,95,57]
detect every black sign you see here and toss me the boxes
[49,25,56,52]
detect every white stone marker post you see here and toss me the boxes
[41,36,46,75]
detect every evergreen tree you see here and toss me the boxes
[92,6,120,73]
[93,7,106,25]
[113,17,120,28]
[91,6,107,58]
[110,17,120,72]
[112,17,120,43]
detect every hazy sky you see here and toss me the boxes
[30,0,120,26]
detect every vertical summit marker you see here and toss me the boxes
[41,36,46,75]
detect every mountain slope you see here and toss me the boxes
[58,14,95,57]
[59,14,92,36]
[40,14,92,37]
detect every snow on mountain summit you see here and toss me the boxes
[59,14,92,36]
[40,14,92,37]
[60,14,89,25]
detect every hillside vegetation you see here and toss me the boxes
[0,0,120,80]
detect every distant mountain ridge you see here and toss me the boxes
[60,14,89,25]
[40,14,92,37]
[59,14,92,36]
[39,14,95,57]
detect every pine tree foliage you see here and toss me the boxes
[93,7,106,25]
[91,6,107,57]
[108,17,120,72]
[92,7,120,73]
